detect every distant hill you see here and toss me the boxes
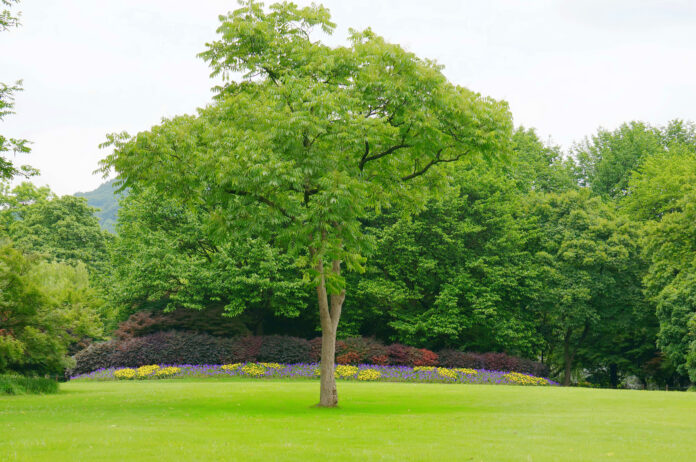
[74,179,123,233]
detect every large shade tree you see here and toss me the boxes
[100,1,512,406]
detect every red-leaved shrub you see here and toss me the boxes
[336,352,361,365]
[412,348,439,367]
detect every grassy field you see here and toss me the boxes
[1,380,694,461]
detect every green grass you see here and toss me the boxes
[1,380,695,461]
[0,375,58,395]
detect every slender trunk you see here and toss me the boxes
[318,323,337,407]
[315,257,345,407]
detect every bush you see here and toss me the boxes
[257,336,311,364]
[336,337,388,363]
[114,307,249,339]
[437,350,485,369]
[308,337,323,363]
[70,332,548,376]
[386,344,417,366]
[71,331,242,375]
[0,374,59,395]
[412,348,439,367]
[336,352,361,365]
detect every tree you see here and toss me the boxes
[0,182,112,273]
[345,162,540,354]
[1,0,34,180]
[0,240,104,376]
[573,120,696,199]
[108,186,308,331]
[100,1,512,406]
[525,190,641,386]
[625,148,696,385]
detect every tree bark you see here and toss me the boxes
[315,258,345,407]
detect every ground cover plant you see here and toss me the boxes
[69,363,555,386]
[2,380,696,461]
[0,374,58,395]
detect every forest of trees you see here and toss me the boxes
[2,1,696,393]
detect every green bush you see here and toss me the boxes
[0,374,59,395]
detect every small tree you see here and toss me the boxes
[100,1,511,406]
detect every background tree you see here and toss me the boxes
[1,0,34,180]
[0,182,111,273]
[100,1,512,406]
[625,148,696,385]
[0,241,104,376]
[525,190,641,385]
[109,186,308,331]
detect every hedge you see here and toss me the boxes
[70,331,548,378]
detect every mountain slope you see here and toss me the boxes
[74,179,122,233]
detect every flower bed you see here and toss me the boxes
[70,363,557,386]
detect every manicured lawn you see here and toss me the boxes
[1,380,694,461]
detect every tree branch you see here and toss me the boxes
[401,148,465,181]
[359,143,412,171]
[226,189,295,221]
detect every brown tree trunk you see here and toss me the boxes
[315,258,345,407]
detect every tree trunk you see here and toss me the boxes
[315,258,345,407]
[318,324,338,407]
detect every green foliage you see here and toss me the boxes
[0,241,104,375]
[108,187,307,322]
[573,120,696,199]
[100,1,512,295]
[525,189,644,384]
[0,182,112,273]
[0,374,58,395]
[626,148,696,381]
[0,1,35,181]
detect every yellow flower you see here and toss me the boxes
[114,368,136,380]
[221,363,241,371]
[413,366,436,372]
[241,363,266,377]
[335,365,359,378]
[454,368,478,375]
[436,367,457,379]
[155,367,181,377]
[357,369,381,381]
[136,365,160,378]
[259,362,283,369]
[503,372,549,386]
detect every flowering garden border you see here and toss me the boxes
[71,363,557,386]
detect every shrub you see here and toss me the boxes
[371,355,389,365]
[257,336,311,364]
[231,336,263,363]
[386,344,413,366]
[437,350,485,369]
[71,331,243,375]
[0,374,59,395]
[412,348,439,367]
[336,337,388,363]
[113,307,249,340]
[308,337,323,363]
[336,352,361,365]
[70,340,118,376]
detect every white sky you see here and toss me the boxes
[2,0,696,195]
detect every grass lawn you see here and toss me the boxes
[1,380,694,461]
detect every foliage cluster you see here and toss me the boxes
[0,373,58,395]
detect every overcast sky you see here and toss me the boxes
[2,0,696,195]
